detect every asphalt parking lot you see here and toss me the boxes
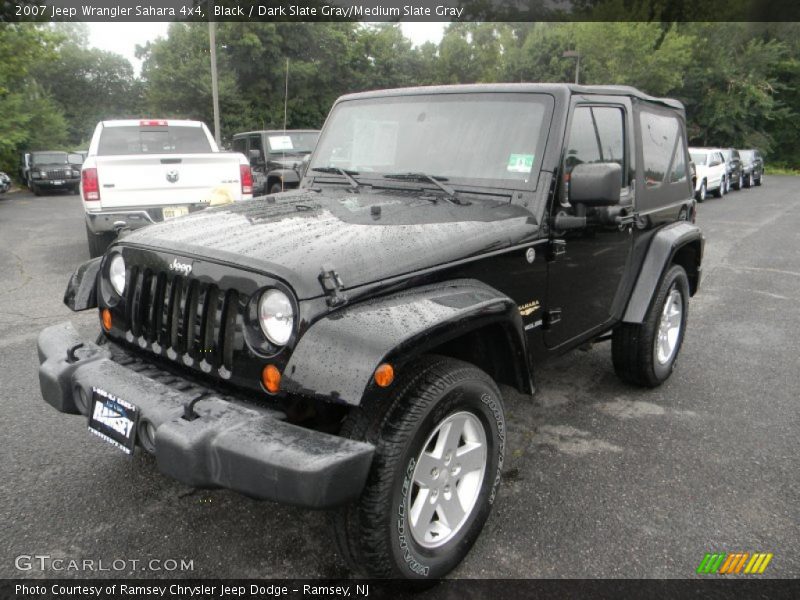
[0,179,797,580]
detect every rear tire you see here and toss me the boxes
[269,182,283,194]
[86,223,114,258]
[332,355,506,580]
[612,265,690,388]
[714,177,725,198]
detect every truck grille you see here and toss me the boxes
[46,168,71,179]
[124,266,241,376]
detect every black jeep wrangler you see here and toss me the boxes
[27,151,81,195]
[38,84,702,579]
[232,129,319,195]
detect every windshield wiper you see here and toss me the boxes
[311,167,362,192]
[383,172,466,204]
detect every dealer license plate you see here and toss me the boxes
[162,206,189,220]
[88,387,139,455]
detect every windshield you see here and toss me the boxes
[267,132,318,154]
[32,152,68,165]
[310,92,553,188]
[97,125,212,155]
[689,151,708,165]
[740,150,754,160]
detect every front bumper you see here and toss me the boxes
[33,178,79,189]
[37,322,374,509]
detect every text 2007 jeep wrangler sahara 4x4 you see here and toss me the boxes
[38,84,702,580]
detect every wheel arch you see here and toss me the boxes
[622,222,704,324]
[282,279,534,406]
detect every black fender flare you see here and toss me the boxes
[282,279,533,406]
[267,168,300,187]
[623,222,704,324]
[63,257,101,311]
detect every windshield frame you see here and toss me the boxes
[309,91,555,193]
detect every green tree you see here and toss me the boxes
[34,24,142,146]
[0,24,68,176]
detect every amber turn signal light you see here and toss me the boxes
[101,308,112,332]
[262,364,281,394]
[374,363,394,388]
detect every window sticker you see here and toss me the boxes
[268,135,293,151]
[507,153,534,173]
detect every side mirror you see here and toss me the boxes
[248,149,262,163]
[568,163,622,207]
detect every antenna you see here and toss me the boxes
[281,57,289,192]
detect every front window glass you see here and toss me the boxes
[32,152,68,165]
[267,132,318,154]
[690,151,708,165]
[564,105,625,185]
[310,93,553,188]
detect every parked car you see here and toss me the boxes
[719,148,743,191]
[80,119,253,257]
[739,149,764,187]
[0,171,10,194]
[689,148,727,201]
[232,129,319,195]
[27,151,81,196]
[38,83,702,581]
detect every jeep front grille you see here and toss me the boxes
[46,168,71,179]
[124,266,241,376]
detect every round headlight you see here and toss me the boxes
[258,289,294,346]
[109,254,126,295]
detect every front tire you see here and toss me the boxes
[332,355,506,580]
[269,182,283,194]
[695,181,706,203]
[612,264,690,387]
[32,184,42,196]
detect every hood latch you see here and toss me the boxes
[318,266,348,308]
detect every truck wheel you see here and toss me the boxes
[269,182,283,194]
[754,172,762,186]
[695,181,706,203]
[612,264,689,388]
[32,184,42,196]
[714,177,725,198]
[332,355,506,580]
[86,223,113,258]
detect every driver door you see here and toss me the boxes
[544,101,634,349]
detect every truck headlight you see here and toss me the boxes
[31,171,42,179]
[258,289,294,346]
[109,254,126,295]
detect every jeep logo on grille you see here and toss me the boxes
[169,258,192,275]
[166,169,179,183]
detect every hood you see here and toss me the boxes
[120,188,538,299]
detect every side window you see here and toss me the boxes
[564,105,625,183]
[640,110,685,188]
[249,135,264,162]
[232,137,247,155]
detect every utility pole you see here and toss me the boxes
[209,11,221,146]
[562,50,582,85]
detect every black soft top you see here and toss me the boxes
[337,83,684,111]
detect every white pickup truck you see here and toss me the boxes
[81,119,253,257]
